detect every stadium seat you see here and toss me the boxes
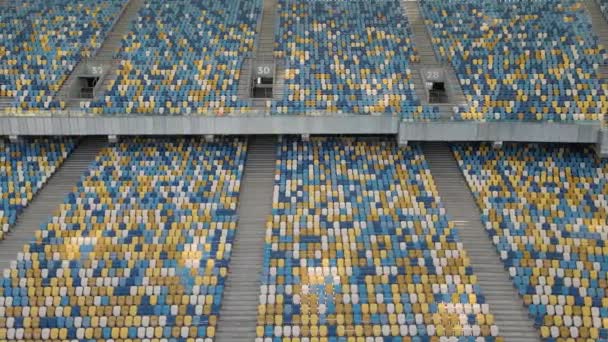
[272,0,438,120]
[421,0,608,122]
[256,137,502,340]
[0,137,74,240]
[454,143,608,340]
[0,138,246,340]
[89,0,261,116]
[0,0,128,114]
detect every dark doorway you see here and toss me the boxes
[252,76,273,98]
[78,77,100,99]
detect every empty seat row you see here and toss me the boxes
[256,138,502,341]
[0,138,246,341]
[0,137,74,240]
[422,0,607,122]
[454,143,608,340]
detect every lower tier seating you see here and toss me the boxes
[454,143,608,340]
[257,138,502,341]
[0,137,75,240]
[0,138,246,340]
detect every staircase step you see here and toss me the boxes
[56,0,144,107]
[215,136,276,341]
[583,0,608,79]
[401,1,468,111]
[423,142,541,342]
[0,137,106,272]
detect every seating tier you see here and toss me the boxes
[454,143,608,340]
[256,138,501,341]
[272,0,438,120]
[0,0,127,114]
[422,0,607,122]
[0,138,75,240]
[89,0,261,116]
[0,138,246,341]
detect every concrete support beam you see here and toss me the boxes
[596,129,608,158]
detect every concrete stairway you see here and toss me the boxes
[423,142,540,342]
[257,0,278,60]
[94,0,144,60]
[273,61,286,102]
[585,0,608,51]
[599,64,608,79]
[243,0,284,109]
[402,1,467,118]
[584,0,608,80]
[402,0,438,63]
[0,137,107,273]
[56,0,144,107]
[216,136,276,341]
[403,0,438,105]
[238,58,254,99]
[0,97,13,111]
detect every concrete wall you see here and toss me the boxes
[0,115,605,152]
[399,121,601,143]
[0,115,399,135]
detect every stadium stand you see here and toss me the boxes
[0,137,246,341]
[256,137,501,340]
[0,0,128,114]
[272,0,439,120]
[0,138,74,241]
[421,0,608,121]
[89,0,261,116]
[454,143,608,340]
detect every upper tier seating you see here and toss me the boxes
[273,0,439,120]
[256,138,501,341]
[454,143,608,340]
[0,138,74,240]
[0,0,127,114]
[0,138,246,341]
[421,0,608,121]
[89,0,261,116]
